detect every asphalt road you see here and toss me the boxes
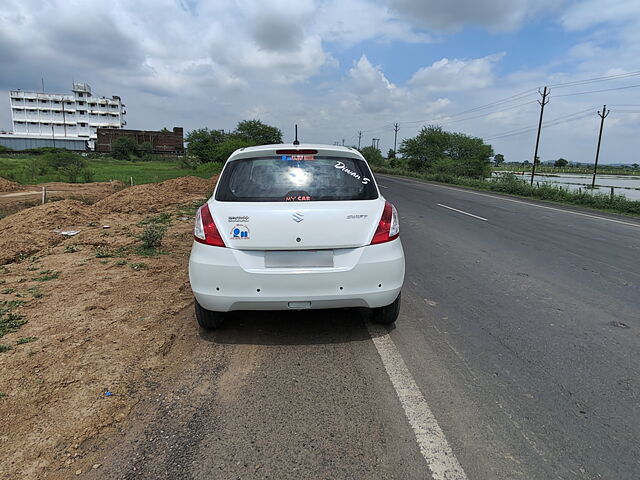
[91,175,640,480]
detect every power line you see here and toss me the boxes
[485,112,593,140]
[432,100,538,127]
[549,70,640,88]
[553,83,640,98]
[400,88,537,126]
[484,107,595,140]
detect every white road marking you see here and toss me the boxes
[367,323,468,480]
[437,203,488,222]
[381,175,640,229]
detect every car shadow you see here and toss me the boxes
[198,307,394,346]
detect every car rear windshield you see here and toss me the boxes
[215,156,378,202]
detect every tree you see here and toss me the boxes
[112,136,138,161]
[234,119,282,145]
[360,146,384,166]
[387,149,396,159]
[186,128,226,162]
[632,163,639,169]
[554,158,568,167]
[213,138,254,163]
[398,125,493,178]
[494,153,505,166]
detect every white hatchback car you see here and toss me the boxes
[188,144,405,329]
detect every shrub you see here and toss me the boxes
[112,136,138,161]
[41,151,88,182]
[139,223,167,249]
[179,156,202,170]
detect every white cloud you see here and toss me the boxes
[345,55,408,113]
[560,0,640,31]
[390,0,560,31]
[409,53,505,91]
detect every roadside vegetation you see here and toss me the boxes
[0,118,280,187]
[365,125,640,216]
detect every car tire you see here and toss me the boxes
[372,293,401,325]
[194,299,225,330]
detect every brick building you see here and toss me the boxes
[96,127,184,154]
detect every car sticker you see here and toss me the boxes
[334,161,371,185]
[230,224,250,239]
[281,155,315,161]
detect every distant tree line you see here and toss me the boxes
[186,119,282,163]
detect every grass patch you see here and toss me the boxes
[95,246,128,258]
[0,392,6,398]
[0,156,220,185]
[16,336,37,345]
[138,212,172,226]
[135,246,168,257]
[114,259,127,266]
[27,287,43,298]
[64,245,80,253]
[130,262,148,271]
[33,271,60,282]
[1,288,15,294]
[0,300,27,338]
[0,344,12,353]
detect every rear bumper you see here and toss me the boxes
[189,240,405,312]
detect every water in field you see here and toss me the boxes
[495,172,640,201]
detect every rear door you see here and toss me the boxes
[211,153,384,250]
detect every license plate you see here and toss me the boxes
[265,250,334,268]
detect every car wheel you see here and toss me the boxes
[372,293,401,325]
[194,299,225,330]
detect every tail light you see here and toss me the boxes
[370,201,400,245]
[194,203,225,247]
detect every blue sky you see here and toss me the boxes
[1,0,640,164]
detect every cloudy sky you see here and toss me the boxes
[1,0,640,164]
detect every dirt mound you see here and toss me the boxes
[0,200,92,264]
[0,177,22,192]
[94,176,216,214]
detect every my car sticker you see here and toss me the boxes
[230,224,250,239]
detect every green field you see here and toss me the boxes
[0,155,221,185]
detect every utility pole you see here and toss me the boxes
[393,123,399,154]
[530,86,550,185]
[357,130,362,149]
[341,138,345,146]
[591,105,610,189]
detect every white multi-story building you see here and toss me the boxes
[8,83,126,149]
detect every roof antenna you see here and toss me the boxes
[293,124,300,145]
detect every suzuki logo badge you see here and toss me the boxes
[292,211,304,223]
